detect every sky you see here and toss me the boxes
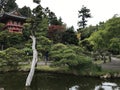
[16,0,120,30]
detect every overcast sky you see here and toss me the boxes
[16,0,120,30]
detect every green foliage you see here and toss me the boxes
[0,23,4,31]
[0,48,24,70]
[19,6,32,17]
[4,0,18,12]
[50,43,93,71]
[0,30,28,49]
[68,45,84,55]
[26,4,49,36]
[68,55,92,70]
[80,39,93,51]
[36,17,49,36]
[0,0,105,74]
[78,5,91,29]
[22,47,33,60]
[50,43,67,61]
[88,16,120,55]
[79,25,98,40]
[45,7,63,25]
[88,30,108,51]
[37,36,52,55]
[23,23,31,40]
[62,27,79,45]
[109,38,120,54]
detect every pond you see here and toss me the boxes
[0,72,120,90]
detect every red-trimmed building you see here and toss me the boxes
[0,10,26,33]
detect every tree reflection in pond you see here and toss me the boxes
[95,82,120,90]
[0,72,120,90]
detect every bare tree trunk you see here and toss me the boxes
[25,35,38,86]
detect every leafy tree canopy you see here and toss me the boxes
[88,16,120,54]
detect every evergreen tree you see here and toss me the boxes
[45,7,63,25]
[78,5,91,29]
[62,26,79,45]
[33,0,40,4]
[4,0,18,12]
[19,6,32,17]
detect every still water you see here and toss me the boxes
[0,72,120,90]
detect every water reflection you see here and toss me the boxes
[69,85,79,90]
[95,82,120,90]
[0,72,120,90]
[0,88,4,90]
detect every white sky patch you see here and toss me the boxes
[16,0,120,30]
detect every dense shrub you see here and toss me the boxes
[0,48,25,70]
[49,43,93,71]
[68,55,92,70]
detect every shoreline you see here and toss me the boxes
[0,65,120,79]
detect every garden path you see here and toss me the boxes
[101,57,120,71]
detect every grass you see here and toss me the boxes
[19,64,70,73]
[1,62,120,78]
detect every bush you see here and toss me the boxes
[68,55,92,71]
[0,48,25,70]
[50,43,93,71]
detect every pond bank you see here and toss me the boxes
[1,65,120,79]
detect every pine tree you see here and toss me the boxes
[4,0,18,12]
[78,5,91,29]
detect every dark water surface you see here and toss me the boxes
[0,72,120,90]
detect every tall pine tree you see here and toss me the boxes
[78,5,91,29]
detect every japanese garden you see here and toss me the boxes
[0,0,120,90]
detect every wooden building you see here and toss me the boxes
[0,10,26,33]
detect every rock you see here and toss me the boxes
[100,73,111,79]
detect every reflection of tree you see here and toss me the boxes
[98,86,104,90]
[0,88,4,90]
[69,85,79,90]
[25,86,32,90]
[95,82,119,90]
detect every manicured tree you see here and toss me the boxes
[78,5,91,29]
[0,30,25,50]
[37,36,52,64]
[0,47,24,70]
[49,43,92,71]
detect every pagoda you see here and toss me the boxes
[0,10,26,33]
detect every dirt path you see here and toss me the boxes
[101,57,120,71]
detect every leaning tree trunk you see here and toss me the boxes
[25,35,38,86]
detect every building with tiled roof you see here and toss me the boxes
[0,10,27,33]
